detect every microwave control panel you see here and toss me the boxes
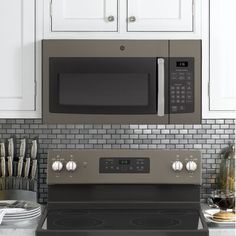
[99,157,150,173]
[169,58,194,114]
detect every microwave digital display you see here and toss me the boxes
[176,61,188,67]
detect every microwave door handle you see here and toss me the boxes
[157,58,165,116]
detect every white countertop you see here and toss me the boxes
[201,203,235,236]
[0,217,39,236]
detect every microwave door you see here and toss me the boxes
[49,57,157,115]
[43,40,173,124]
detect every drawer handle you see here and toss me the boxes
[129,16,136,22]
[107,15,115,22]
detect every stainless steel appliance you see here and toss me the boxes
[43,40,201,124]
[36,149,208,236]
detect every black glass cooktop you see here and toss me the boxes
[45,208,203,230]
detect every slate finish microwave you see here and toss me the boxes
[43,40,201,124]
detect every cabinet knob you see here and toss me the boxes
[107,15,115,22]
[129,16,136,22]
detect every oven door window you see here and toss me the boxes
[49,58,157,114]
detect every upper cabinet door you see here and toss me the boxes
[51,0,118,32]
[127,0,193,32]
[0,0,35,111]
[209,0,236,111]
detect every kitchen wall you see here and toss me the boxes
[0,119,235,203]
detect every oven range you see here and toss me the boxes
[36,149,208,236]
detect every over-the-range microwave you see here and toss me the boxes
[42,40,201,124]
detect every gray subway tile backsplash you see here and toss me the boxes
[0,118,235,203]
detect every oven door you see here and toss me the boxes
[49,57,158,114]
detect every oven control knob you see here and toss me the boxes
[52,161,63,172]
[172,161,183,172]
[66,161,77,172]
[186,161,197,172]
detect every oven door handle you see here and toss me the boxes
[157,58,165,116]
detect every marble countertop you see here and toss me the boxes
[201,203,235,229]
[0,217,39,236]
[0,217,40,229]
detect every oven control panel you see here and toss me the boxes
[169,58,194,114]
[48,150,201,185]
[99,158,150,173]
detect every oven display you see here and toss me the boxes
[99,157,150,173]
[119,160,130,165]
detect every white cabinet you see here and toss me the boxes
[0,0,34,111]
[50,0,194,33]
[51,0,118,32]
[202,0,236,118]
[209,0,236,111]
[127,0,193,32]
[0,0,41,118]
[44,0,201,39]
